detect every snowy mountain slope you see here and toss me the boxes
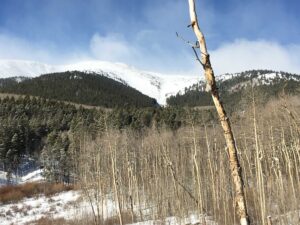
[218,70,300,83]
[0,60,56,78]
[0,60,200,104]
[1,60,299,104]
[217,70,300,93]
[184,70,300,94]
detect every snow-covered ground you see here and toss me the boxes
[128,215,217,225]
[19,169,44,184]
[0,190,81,225]
[0,188,217,225]
[0,164,217,225]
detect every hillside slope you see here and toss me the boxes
[0,71,157,108]
[167,70,300,110]
[0,60,200,104]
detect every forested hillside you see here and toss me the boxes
[2,69,299,182]
[0,71,158,108]
[167,70,300,112]
[0,95,217,183]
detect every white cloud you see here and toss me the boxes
[88,32,197,74]
[0,33,92,64]
[0,34,52,62]
[1,31,300,76]
[90,33,137,63]
[210,39,300,74]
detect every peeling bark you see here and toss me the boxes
[187,1,250,224]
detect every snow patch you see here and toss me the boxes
[20,169,44,183]
[0,190,80,225]
[0,169,44,186]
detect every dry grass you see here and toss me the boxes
[0,182,75,204]
[44,183,75,196]
[28,212,135,225]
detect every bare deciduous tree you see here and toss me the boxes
[186,1,250,224]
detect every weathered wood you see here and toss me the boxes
[187,1,250,225]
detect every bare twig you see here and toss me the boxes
[176,32,208,56]
[176,32,198,48]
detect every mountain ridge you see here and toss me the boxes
[0,60,200,104]
[0,71,158,108]
[1,60,299,106]
[167,69,300,109]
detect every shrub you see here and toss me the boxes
[0,182,75,204]
[0,186,24,203]
[44,183,73,197]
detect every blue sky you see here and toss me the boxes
[0,0,300,74]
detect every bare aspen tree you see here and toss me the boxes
[187,1,250,225]
[252,89,266,225]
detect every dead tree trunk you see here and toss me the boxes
[187,1,250,225]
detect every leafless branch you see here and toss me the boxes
[176,32,198,48]
[192,46,204,66]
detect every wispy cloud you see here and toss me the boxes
[0,32,93,64]
[0,33,52,62]
[88,31,197,74]
[1,31,300,75]
[90,33,137,63]
[210,39,300,75]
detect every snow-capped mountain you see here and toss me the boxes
[217,70,300,92]
[1,60,299,105]
[0,60,200,104]
[193,70,300,92]
[217,70,300,83]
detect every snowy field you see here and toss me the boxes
[0,189,217,225]
[1,181,296,225]
[0,174,218,225]
[0,190,81,225]
[0,159,218,225]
